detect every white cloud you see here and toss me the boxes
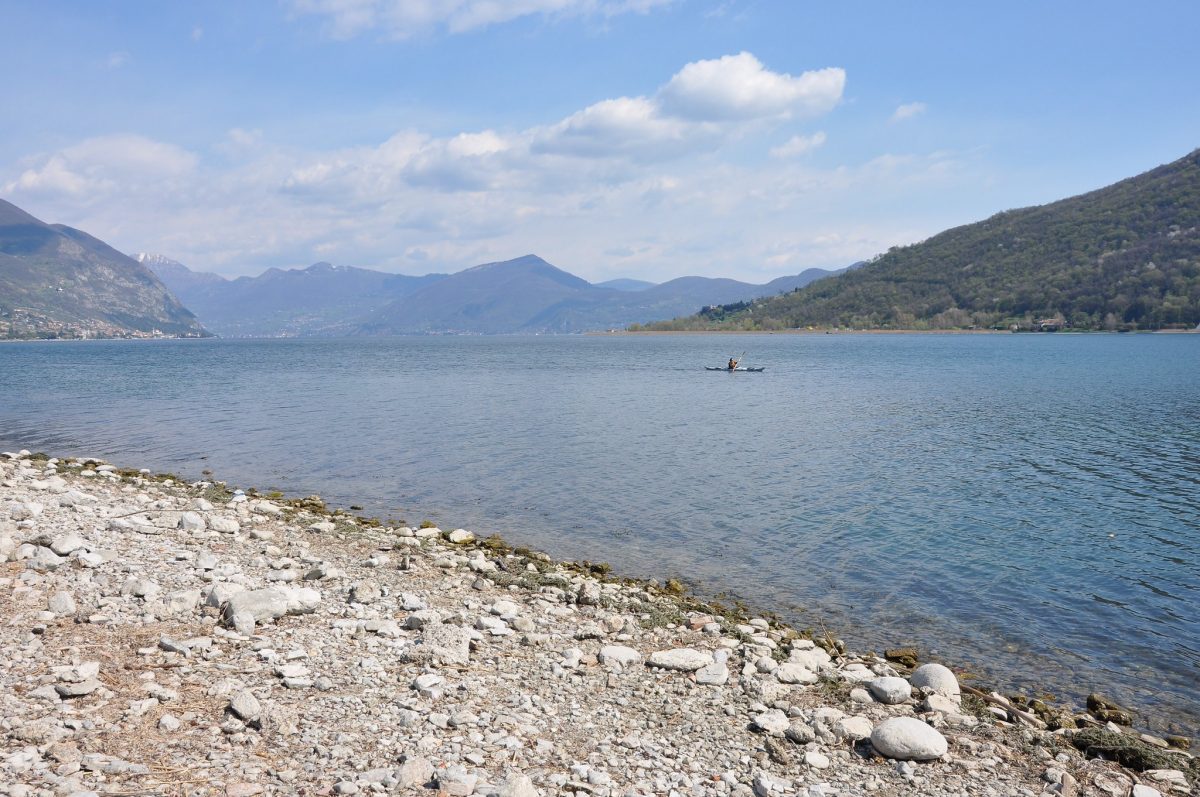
[658,52,844,121]
[4,135,197,198]
[106,51,131,68]
[533,97,693,160]
[289,0,673,39]
[191,26,204,41]
[1,56,986,284]
[770,131,826,159]
[890,101,927,123]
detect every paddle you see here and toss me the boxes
[731,350,746,370]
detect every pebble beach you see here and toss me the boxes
[1,451,1195,797]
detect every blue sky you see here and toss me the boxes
[1,1,1197,283]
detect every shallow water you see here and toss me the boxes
[2,333,1198,734]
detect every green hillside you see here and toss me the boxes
[645,149,1200,331]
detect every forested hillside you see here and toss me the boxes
[645,149,1200,331]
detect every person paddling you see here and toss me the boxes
[727,357,738,370]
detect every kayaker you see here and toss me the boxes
[727,357,738,370]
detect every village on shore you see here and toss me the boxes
[1,451,1195,797]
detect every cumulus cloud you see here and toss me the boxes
[289,0,673,39]
[4,135,197,198]
[770,131,826,159]
[890,101,927,122]
[533,54,843,161]
[658,53,844,121]
[532,97,694,160]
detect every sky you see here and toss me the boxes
[1,1,1198,284]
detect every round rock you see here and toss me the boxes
[867,676,913,704]
[909,663,960,697]
[870,717,948,761]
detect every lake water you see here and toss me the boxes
[2,333,1198,735]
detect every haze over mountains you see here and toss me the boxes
[0,200,206,338]
[8,146,1196,339]
[143,252,848,337]
[648,148,1200,331]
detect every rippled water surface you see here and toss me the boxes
[2,334,1198,734]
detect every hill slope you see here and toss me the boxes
[649,149,1200,331]
[0,199,207,338]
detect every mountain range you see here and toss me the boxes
[143,253,848,337]
[143,255,446,338]
[12,146,1195,339]
[646,148,1200,331]
[0,200,206,339]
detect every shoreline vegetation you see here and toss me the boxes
[1,450,1195,796]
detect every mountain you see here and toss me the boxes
[356,255,849,334]
[142,258,447,337]
[357,255,594,335]
[528,269,844,333]
[0,199,207,339]
[134,253,227,294]
[646,149,1200,331]
[594,278,656,292]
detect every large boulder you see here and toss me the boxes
[909,663,960,698]
[870,717,948,761]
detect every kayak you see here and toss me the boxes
[705,366,765,372]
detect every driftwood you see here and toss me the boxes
[960,683,1046,728]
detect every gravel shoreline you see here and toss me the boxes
[1,451,1194,797]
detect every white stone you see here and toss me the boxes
[837,715,874,741]
[909,663,960,697]
[209,516,240,534]
[47,592,76,615]
[648,648,714,672]
[804,751,830,769]
[490,599,520,618]
[446,528,475,544]
[695,661,730,685]
[775,662,819,684]
[396,757,434,788]
[921,693,962,715]
[178,511,206,531]
[498,774,540,797]
[229,690,261,721]
[222,588,289,626]
[752,709,790,735]
[49,534,88,555]
[868,676,913,704]
[598,645,642,667]
[870,717,948,761]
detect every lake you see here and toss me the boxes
[2,332,1198,735]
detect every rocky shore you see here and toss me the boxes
[1,451,1195,797]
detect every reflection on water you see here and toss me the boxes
[2,333,1198,735]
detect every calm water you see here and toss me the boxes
[2,334,1198,735]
